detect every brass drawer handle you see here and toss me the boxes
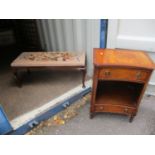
[99,106,104,110]
[136,71,142,80]
[104,71,111,77]
[124,108,128,113]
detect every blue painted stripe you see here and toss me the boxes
[0,105,13,135]
[10,87,91,135]
[100,19,108,48]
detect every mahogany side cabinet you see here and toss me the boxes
[90,48,155,122]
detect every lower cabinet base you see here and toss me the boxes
[90,104,137,123]
[89,111,136,123]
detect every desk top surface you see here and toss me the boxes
[11,52,85,67]
[94,48,155,69]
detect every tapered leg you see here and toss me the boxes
[129,115,134,123]
[13,70,22,87]
[27,68,31,75]
[82,69,86,88]
[90,112,95,119]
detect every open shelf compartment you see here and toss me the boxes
[95,80,144,108]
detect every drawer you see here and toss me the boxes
[94,104,136,115]
[98,68,150,83]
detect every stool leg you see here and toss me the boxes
[27,68,31,75]
[82,69,86,88]
[13,70,22,87]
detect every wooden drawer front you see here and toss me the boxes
[94,105,136,115]
[98,68,149,82]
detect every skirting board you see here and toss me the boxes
[10,80,92,134]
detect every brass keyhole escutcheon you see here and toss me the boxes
[104,70,111,77]
[136,71,142,80]
[100,106,104,110]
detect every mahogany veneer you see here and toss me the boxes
[90,48,155,122]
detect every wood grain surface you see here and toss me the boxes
[94,48,155,69]
[90,48,155,122]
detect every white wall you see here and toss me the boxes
[38,19,100,76]
[107,19,155,95]
[107,19,155,52]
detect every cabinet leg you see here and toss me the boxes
[129,115,134,123]
[90,112,95,119]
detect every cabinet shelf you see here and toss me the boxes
[95,81,143,108]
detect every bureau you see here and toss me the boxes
[90,48,155,122]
